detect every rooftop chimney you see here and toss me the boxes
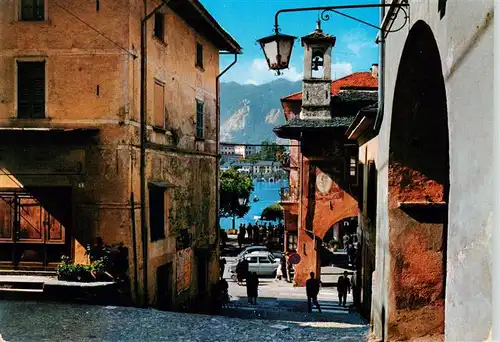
[371,63,379,79]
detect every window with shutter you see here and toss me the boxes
[21,0,44,21]
[367,160,377,223]
[154,81,165,128]
[196,43,203,69]
[17,61,45,119]
[196,100,204,138]
[154,12,165,42]
[149,186,166,242]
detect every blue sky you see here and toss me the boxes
[201,0,381,85]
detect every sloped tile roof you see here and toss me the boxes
[281,72,378,101]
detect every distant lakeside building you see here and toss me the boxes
[220,143,259,159]
[221,160,282,178]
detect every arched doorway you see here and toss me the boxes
[387,21,449,340]
[320,217,358,267]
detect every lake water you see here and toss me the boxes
[219,179,288,230]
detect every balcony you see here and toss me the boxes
[280,186,299,203]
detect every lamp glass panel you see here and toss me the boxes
[277,38,294,69]
[261,40,279,69]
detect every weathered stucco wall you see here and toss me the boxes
[374,1,493,341]
[128,1,220,308]
[0,0,131,124]
[0,0,222,309]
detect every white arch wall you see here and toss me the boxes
[374,1,493,341]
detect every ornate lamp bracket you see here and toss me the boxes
[273,3,409,37]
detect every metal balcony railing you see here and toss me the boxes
[280,186,299,202]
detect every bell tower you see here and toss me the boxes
[300,21,336,120]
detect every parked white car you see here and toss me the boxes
[235,245,268,261]
[230,251,281,276]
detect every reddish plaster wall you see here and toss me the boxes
[387,161,445,340]
[294,157,358,286]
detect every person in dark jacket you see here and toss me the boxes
[305,272,322,313]
[246,272,259,304]
[337,271,351,307]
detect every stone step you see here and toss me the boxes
[0,287,44,293]
[0,280,45,291]
[0,269,57,277]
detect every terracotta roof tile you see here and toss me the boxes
[281,72,378,101]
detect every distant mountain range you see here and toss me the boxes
[220,79,302,144]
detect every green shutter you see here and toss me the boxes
[18,61,45,119]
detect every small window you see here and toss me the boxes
[154,12,165,42]
[248,257,257,264]
[154,80,166,128]
[17,61,45,119]
[259,257,271,264]
[196,42,203,69]
[21,0,44,21]
[350,157,357,177]
[196,100,204,138]
[287,234,297,252]
[149,186,166,242]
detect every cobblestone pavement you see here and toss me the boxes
[0,257,367,341]
[0,299,367,342]
[219,260,369,342]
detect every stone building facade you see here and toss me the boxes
[362,1,493,341]
[0,0,240,309]
[275,24,378,286]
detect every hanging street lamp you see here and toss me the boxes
[257,3,409,74]
[257,33,297,75]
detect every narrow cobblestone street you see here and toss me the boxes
[0,295,367,342]
[0,260,368,342]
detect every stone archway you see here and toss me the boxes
[387,21,449,340]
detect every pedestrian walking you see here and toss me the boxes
[219,258,226,280]
[337,271,351,307]
[280,254,287,280]
[247,223,253,241]
[305,272,322,313]
[343,232,350,251]
[275,262,283,281]
[235,259,244,285]
[347,243,356,267]
[285,252,292,283]
[246,272,259,304]
[237,228,244,249]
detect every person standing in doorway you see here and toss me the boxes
[305,272,322,313]
[337,271,351,307]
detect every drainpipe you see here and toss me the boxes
[215,53,238,257]
[493,0,500,339]
[377,1,385,132]
[140,0,169,307]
